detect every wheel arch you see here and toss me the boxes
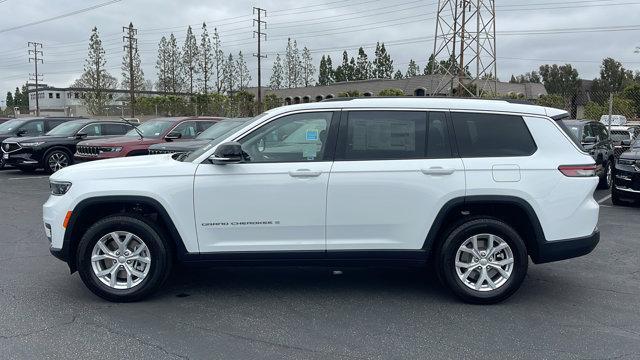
[423,195,546,263]
[62,195,187,273]
[43,146,73,166]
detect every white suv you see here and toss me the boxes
[43,98,600,304]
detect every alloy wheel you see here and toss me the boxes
[91,231,151,290]
[48,152,69,172]
[454,233,514,292]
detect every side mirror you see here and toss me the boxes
[582,136,597,145]
[622,139,631,146]
[16,129,26,137]
[165,132,182,141]
[209,142,243,164]
[75,132,88,140]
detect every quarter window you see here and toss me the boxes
[240,112,333,163]
[451,112,537,157]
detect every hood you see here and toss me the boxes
[620,148,640,160]
[149,140,209,151]
[3,135,69,144]
[77,136,160,146]
[51,153,197,182]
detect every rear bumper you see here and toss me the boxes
[533,228,600,264]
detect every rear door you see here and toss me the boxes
[326,110,465,250]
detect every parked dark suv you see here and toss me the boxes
[562,119,615,189]
[2,119,132,173]
[612,139,640,205]
[0,117,81,169]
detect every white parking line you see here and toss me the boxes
[598,194,612,204]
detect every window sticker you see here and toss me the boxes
[305,129,319,141]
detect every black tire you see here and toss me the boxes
[611,188,628,206]
[44,149,72,174]
[437,217,528,304]
[597,161,612,189]
[76,215,172,302]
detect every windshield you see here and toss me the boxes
[0,119,27,134]
[126,119,174,138]
[182,113,268,162]
[45,122,85,136]
[196,119,249,140]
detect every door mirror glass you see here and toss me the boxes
[16,129,26,137]
[621,139,631,146]
[210,142,244,164]
[165,132,182,141]
[75,132,88,140]
[583,136,597,144]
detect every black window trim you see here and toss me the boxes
[450,110,538,158]
[334,109,455,162]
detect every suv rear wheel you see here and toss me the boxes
[76,215,172,302]
[437,218,528,304]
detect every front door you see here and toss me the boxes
[326,110,466,250]
[194,111,338,253]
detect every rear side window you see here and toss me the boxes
[102,123,130,135]
[451,112,536,157]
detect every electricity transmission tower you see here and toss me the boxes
[28,42,43,116]
[431,0,496,97]
[253,7,267,113]
[123,22,138,117]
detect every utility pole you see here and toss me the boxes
[123,23,138,117]
[253,7,267,113]
[28,42,43,116]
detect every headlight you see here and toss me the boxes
[19,141,45,147]
[50,180,72,196]
[99,147,122,153]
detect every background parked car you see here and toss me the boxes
[612,139,640,205]
[608,124,640,158]
[148,117,250,155]
[2,119,133,173]
[0,117,81,169]
[562,119,615,189]
[74,116,223,161]
[0,117,12,124]
[600,114,627,126]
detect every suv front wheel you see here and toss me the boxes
[76,215,172,302]
[437,218,528,304]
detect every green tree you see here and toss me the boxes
[212,27,224,93]
[393,70,403,79]
[622,84,640,116]
[373,42,393,79]
[405,59,420,78]
[377,88,405,96]
[354,47,371,80]
[301,46,315,87]
[338,90,361,97]
[236,51,251,90]
[73,26,117,115]
[270,53,284,90]
[182,25,200,94]
[155,36,169,91]
[334,51,354,82]
[165,33,184,93]
[318,55,329,85]
[597,57,634,93]
[222,53,237,93]
[535,94,565,109]
[539,64,581,110]
[584,96,635,119]
[284,38,302,88]
[424,54,437,75]
[5,91,14,110]
[198,22,213,94]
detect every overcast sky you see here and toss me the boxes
[1,0,639,105]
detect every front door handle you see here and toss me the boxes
[289,169,322,177]
[421,167,455,176]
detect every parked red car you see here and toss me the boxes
[75,117,223,161]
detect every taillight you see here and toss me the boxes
[558,165,597,177]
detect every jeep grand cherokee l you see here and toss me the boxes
[612,139,640,205]
[74,117,222,161]
[43,98,600,304]
[2,119,132,173]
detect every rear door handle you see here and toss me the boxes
[289,169,322,177]
[421,167,455,176]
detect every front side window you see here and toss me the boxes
[452,112,537,157]
[102,123,130,135]
[239,112,333,163]
[171,121,198,139]
[126,120,173,138]
[19,120,45,136]
[79,124,102,136]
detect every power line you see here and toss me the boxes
[253,7,267,113]
[0,0,124,34]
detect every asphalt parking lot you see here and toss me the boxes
[0,168,639,360]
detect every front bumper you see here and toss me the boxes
[613,165,640,200]
[4,150,40,167]
[534,229,600,264]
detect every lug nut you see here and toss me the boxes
[115,251,120,256]
[127,260,131,264]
